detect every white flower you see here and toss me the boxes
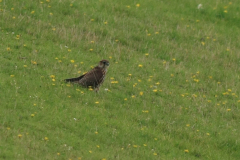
[198,4,202,9]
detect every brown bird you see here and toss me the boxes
[65,60,109,92]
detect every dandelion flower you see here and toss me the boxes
[155,32,159,34]
[153,153,157,156]
[10,75,14,77]
[136,4,140,7]
[186,124,190,127]
[57,153,60,155]
[31,114,35,117]
[89,48,93,51]
[70,3,73,6]
[227,109,231,111]
[89,150,92,153]
[138,64,143,67]
[7,47,11,51]
[196,20,200,22]
[184,149,189,153]
[18,134,22,138]
[90,19,94,21]
[95,131,98,134]
[126,5,130,8]
[31,11,35,14]
[139,92,143,96]
[70,60,74,63]
[224,10,227,13]
[104,21,108,24]
[206,133,210,136]
[49,12,53,16]
[201,42,205,45]
[143,144,147,146]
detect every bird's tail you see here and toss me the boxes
[64,75,84,83]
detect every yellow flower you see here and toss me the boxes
[131,95,136,98]
[89,150,92,153]
[90,19,94,21]
[52,27,56,31]
[145,53,149,56]
[57,153,60,155]
[139,92,143,96]
[227,109,231,111]
[95,101,99,104]
[18,134,22,138]
[153,153,157,155]
[155,32,159,34]
[136,4,140,7]
[171,74,174,77]
[133,145,138,148]
[143,144,147,146]
[31,61,37,65]
[10,75,14,77]
[70,60,74,63]
[153,89,157,92]
[95,131,98,134]
[172,58,176,61]
[50,75,55,79]
[68,49,71,52]
[12,16,16,19]
[206,133,210,136]
[52,79,56,82]
[31,114,35,117]
[31,11,35,14]
[115,39,119,42]
[224,10,227,13]
[138,64,143,67]
[96,145,100,148]
[126,5,130,8]
[201,42,205,45]
[11,8,14,10]
[49,12,53,16]
[70,3,73,6]
[186,124,190,127]
[7,47,11,51]
[128,74,132,76]
[104,21,108,24]
[184,149,189,153]
[196,20,200,22]
[90,41,94,43]
[89,48,93,51]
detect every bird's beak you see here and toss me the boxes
[106,62,110,66]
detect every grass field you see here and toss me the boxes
[1,0,240,159]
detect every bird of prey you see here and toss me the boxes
[65,60,109,92]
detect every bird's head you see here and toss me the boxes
[98,60,110,70]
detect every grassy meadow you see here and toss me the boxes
[1,0,240,159]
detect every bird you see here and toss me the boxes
[65,60,109,92]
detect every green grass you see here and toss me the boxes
[1,0,240,159]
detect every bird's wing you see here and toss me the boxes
[79,67,104,88]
